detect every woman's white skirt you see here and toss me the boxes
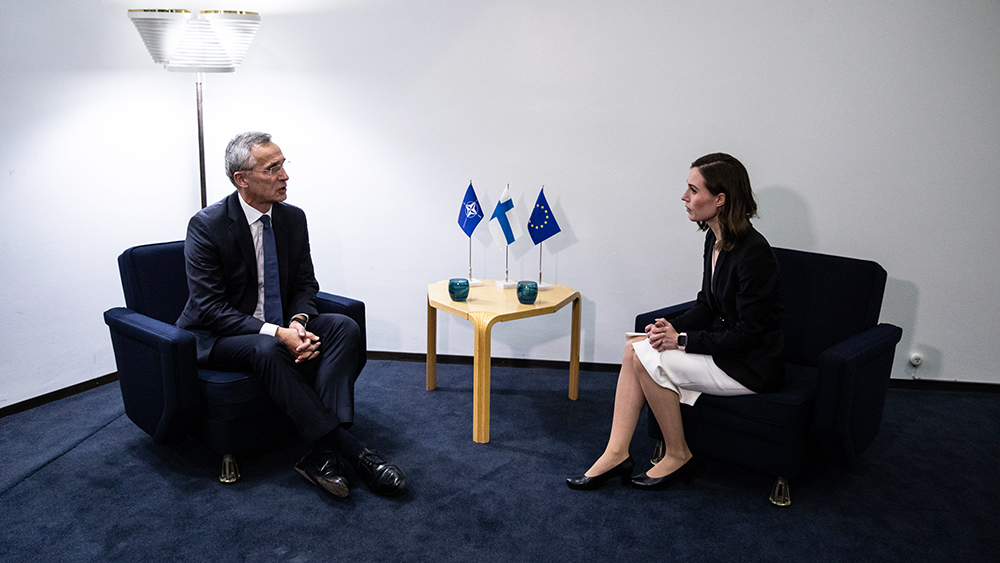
[631,338,753,406]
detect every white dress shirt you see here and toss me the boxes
[237,194,280,337]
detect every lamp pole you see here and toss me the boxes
[196,72,207,209]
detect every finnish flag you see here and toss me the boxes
[489,186,522,246]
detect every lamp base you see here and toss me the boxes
[495,280,517,289]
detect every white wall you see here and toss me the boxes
[2,0,998,407]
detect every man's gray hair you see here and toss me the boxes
[225,131,272,187]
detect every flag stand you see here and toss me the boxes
[468,237,482,286]
[496,246,516,289]
[537,243,552,290]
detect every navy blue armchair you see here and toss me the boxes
[636,247,902,505]
[104,241,366,483]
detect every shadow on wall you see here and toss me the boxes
[754,186,817,251]
[507,190,577,263]
[517,195,577,287]
[755,185,927,380]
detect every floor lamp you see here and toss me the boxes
[128,9,261,209]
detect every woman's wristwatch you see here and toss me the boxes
[677,332,687,351]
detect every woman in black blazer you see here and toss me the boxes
[568,153,784,490]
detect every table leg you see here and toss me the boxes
[568,294,581,400]
[470,312,495,443]
[426,298,437,391]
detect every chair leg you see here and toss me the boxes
[769,476,791,506]
[219,454,240,484]
[650,439,665,465]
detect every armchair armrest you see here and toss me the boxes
[316,292,367,373]
[635,301,696,333]
[813,322,903,466]
[104,307,200,445]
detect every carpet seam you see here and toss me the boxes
[0,412,126,499]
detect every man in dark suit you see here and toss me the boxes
[177,131,405,498]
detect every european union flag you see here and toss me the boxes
[457,182,484,237]
[527,188,561,245]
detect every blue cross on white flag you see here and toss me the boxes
[489,186,522,246]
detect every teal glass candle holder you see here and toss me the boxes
[448,278,470,302]
[516,281,538,305]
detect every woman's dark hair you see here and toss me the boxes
[691,153,757,251]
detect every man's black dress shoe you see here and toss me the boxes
[566,455,635,490]
[630,456,698,490]
[295,449,350,498]
[354,448,406,496]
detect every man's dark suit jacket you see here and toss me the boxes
[177,191,319,363]
[669,225,785,392]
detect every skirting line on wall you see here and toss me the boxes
[2,353,996,419]
[1,373,120,419]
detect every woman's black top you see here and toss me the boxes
[669,226,785,392]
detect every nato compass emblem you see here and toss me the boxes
[464,201,479,217]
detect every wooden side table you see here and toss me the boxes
[426,280,582,443]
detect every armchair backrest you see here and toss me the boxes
[774,247,887,367]
[118,241,189,324]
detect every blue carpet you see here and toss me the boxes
[1,359,997,562]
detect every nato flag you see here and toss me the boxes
[527,188,561,245]
[458,182,484,237]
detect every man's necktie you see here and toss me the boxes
[259,214,283,325]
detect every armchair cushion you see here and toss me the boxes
[198,369,280,421]
[684,366,816,441]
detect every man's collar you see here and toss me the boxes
[236,191,271,225]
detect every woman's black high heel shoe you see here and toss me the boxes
[630,456,698,490]
[566,455,635,490]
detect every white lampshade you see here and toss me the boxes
[128,9,260,73]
